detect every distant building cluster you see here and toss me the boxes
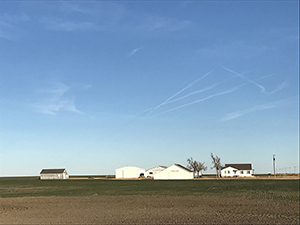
[115,164,194,180]
[39,163,254,180]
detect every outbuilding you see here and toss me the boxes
[40,168,69,180]
[221,164,253,177]
[145,165,167,178]
[115,166,145,179]
[153,164,194,180]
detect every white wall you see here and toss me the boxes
[221,167,253,177]
[115,166,145,179]
[40,171,69,180]
[145,166,166,178]
[153,164,193,180]
[237,170,253,177]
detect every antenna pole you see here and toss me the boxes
[273,154,276,177]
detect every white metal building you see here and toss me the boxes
[40,169,69,180]
[153,164,194,180]
[221,164,253,177]
[145,165,167,178]
[115,166,145,179]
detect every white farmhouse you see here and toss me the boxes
[145,165,167,178]
[40,168,69,180]
[221,164,253,177]
[153,164,194,180]
[115,166,145,179]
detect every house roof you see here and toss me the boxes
[223,164,252,170]
[174,164,193,172]
[40,169,66,174]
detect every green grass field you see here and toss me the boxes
[0,177,298,202]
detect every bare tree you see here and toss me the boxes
[187,157,207,178]
[210,153,222,178]
[196,161,207,177]
[187,157,197,177]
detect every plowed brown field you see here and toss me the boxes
[1,195,299,224]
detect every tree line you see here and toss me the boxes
[187,153,222,178]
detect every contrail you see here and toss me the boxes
[166,83,218,104]
[222,66,266,93]
[144,70,214,117]
[165,71,249,105]
[221,96,298,121]
[127,47,143,57]
[158,70,251,106]
[151,84,243,117]
[143,70,249,116]
[268,81,289,95]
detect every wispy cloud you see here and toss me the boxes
[42,18,96,32]
[198,41,269,61]
[221,97,298,121]
[0,21,18,41]
[127,47,143,57]
[0,12,30,40]
[34,82,88,115]
[37,2,191,35]
[146,14,191,33]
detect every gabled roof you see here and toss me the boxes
[116,166,145,170]
[222,164,252,170]
[146,165,167,171]
[174,164,193,172]
[40,169,67,174]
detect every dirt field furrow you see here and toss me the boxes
[0,195,299,224]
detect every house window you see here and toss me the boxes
[247,170,250,174]
[240,171,244,174]
[233,171,236,174]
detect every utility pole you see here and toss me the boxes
[273,154,276,177]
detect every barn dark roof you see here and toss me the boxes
[175,164,193,172]
[223,164,252,170]
[159,165,168,169]
[40,169,66,174]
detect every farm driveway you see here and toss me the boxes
[0,195,299,224]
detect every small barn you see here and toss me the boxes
[153,164,194,180]
[145,165,167,178]
[115,166,145,179]
[221,164,253,177]
[40,169,69,180]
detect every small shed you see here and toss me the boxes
[40,169,69,180]
[115,166,145,179]
[153,164,194,180]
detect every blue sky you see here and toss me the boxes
[0,1,299,176]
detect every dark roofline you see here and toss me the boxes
[159,165,168,168]
[146,165,167,171]
[174,164,193,172]
[40,169,67,174]
[222,164,252,170]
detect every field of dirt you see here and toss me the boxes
[0,195,299,224]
